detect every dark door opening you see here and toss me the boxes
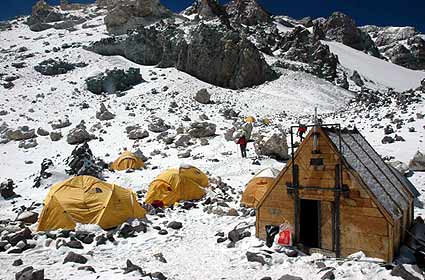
[299,199,320,248]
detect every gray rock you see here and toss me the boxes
[18,139,38,149]
[188,122,216,138]
[96,103,115,121]
[37,127,49,136]
[29,22,53,32]
[51,118,72,129]
[254,133,289,160]
[381,135,395,144]
[85,68,143,95]
[246,251,265,265]
[13,259,23,266]
[350,70,364,87]
[225,0,271,26]
[123,259,144,275]
[167,221,183,230]
[67,126,94,145]
[78,266,96,273]
[103,0,174,35]
[50,131,62,141]
[178,150,191,158]
[390,264,423,280]
[16,211,38,224]
[34,59,86,76]
[6,127,36,141]
[194,88,211,104]
[27,0,62,26]
[408,151,425,171]
[154,252,167,263]
[87,24,277,89]
[63,251,88,264]
[128,128,149,140]
[148,118,170,133]
[15,266,44,280]
[278,275,303,280]
[0,179,17,199]
[321,12,380,57]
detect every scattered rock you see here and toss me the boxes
[15,266,44,280]
[34,59,86,76]
[167,221,183,230]
[37,127,49,136]
[0,179,17,199]
[13,259,23,266]
[408,151,425,171]
[278,275,303,280]
[6,126,36,141]
[63,251,88,264]
[188,122,216,138]
[78,266,96,273]
[123,259,144,275]
[96,103,115,121]
[16,211,38,224]
[390,264,423,280]
[194,88,211,104]
[67,124,95,145]
[50,131,62,141]
[254,133,289,160]
[148,118,170,133]
[246,251,266,265]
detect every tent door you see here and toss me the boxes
[299,199,321,248]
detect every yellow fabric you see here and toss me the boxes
[241,177,276,208]
[244,116,256,123]
[145,166,208,207]
[110,151,145,171]
[37,176,146,231]
[262,118,271,125]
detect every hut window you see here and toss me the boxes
[310,158,324,166]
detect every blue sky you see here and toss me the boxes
[1,0,424,32]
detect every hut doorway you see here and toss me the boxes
[299,199,320,248]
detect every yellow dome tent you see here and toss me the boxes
[241,168,280,208]
[37,176,146,231]
[145,164,208,207]
[244,116,256,123]
[110,151,145,171]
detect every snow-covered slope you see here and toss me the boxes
[324,41,425,91]
[0,4,424,280]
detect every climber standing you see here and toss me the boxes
[297,124,307,142]
[237,135,248,158]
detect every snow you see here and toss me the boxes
[255,168,280,178]
[323,41,425,91]
[0,5,424,280]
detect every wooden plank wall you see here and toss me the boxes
[257,129,394,261]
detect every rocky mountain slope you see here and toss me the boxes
[0,1,424,280]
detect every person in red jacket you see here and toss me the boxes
[297,124,307,141]
[237,135,248,158]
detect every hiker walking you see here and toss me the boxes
[237,135,248,158]
[297,124,307,141]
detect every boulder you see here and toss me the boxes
[15,266,44,280]
[0,179,17,199]
[128,128,149,140]
[27,0,63,26]
[66,142,106,177]
[188,122,216,138]
[34,59,87,76]
[408,151,425,171]
[278,275,303,280]
[148,118,170,133]
[194,89,211,104]
[254,133,289,160]
[51,118,72,130]
[167,221,183,230]
[37,127,49,136]
[246,251,266,265]
[63,251,88,264]
[18,139,38,149]
[85,68,143,95]
[50,131,62,141]
[123,259,145,275]
[29,22,53,32]
[6,126,36,141]
[96,103,115,121]
[16,212,39,224]
[67,125,94,145]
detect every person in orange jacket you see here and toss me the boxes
[237,135,248,158]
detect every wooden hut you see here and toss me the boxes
[256,125,418,261]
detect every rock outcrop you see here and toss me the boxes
[27,1,63,29]
[88,24,277,89]
[319,12,380,57]
[103,0,174,34]
[34,59,87,76]
[183,0,230,26]
[225,0,271,26]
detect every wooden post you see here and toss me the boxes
[334,164,341,257]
